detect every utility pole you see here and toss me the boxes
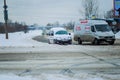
[3,0,8,39]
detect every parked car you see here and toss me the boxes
[48,27,72,44]
[74,20,115,45]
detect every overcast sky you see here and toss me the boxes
[0,0,113,25]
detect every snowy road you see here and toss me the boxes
[0,30,120,80]
[0,44,120,75]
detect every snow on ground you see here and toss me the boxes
[0,73,105,80]
[0,74,37,80]
[0,30,120,80]
[0,30,43,47]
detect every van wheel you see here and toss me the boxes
[109,40,115,45]
[93,38,100,45]
[78,38,82,44]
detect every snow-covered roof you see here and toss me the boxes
[50,27,66,33]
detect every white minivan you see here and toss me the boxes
[48,27,72,44]
[74,20,115,45]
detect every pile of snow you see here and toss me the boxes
[0,74,37,80]
[0,30,43,47]
[0,73,104,80]
[115,31,120,39]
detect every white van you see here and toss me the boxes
[74,20,115,45]
[48,27,72,44]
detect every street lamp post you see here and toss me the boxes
[3,0,8,39]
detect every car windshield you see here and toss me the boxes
[55,30,68,35]
[95,24,111,32]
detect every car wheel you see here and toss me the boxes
[69,40,72,44]
[93,38,100,45]
[109,40,115,45]
[78,38,82,44]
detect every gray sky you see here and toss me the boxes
[0,0,113,25]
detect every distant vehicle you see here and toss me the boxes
[48,27,72,44]
[74,20,115,45]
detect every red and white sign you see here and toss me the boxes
[85,26,91,32]
[85,26,90,30]
[80,20,88,24]
[76,26,81,31]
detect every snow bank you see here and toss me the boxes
[0,73,104,80]
[0,74,37,80]
[0,30,42,47]
[115,31,120,39]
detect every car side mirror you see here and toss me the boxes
[69,33,71,35]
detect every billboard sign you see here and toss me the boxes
[114,0,120,17]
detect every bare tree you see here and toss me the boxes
[82,0,99,19]
[104,9,114,18]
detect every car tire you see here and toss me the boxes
[69,40,72,44]
[109,40,115,45]
[93,38,100,45]
[78,38,82,44]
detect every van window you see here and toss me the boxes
[95,25,111,32]
[56,30,68,35]
[91,26,95,32]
